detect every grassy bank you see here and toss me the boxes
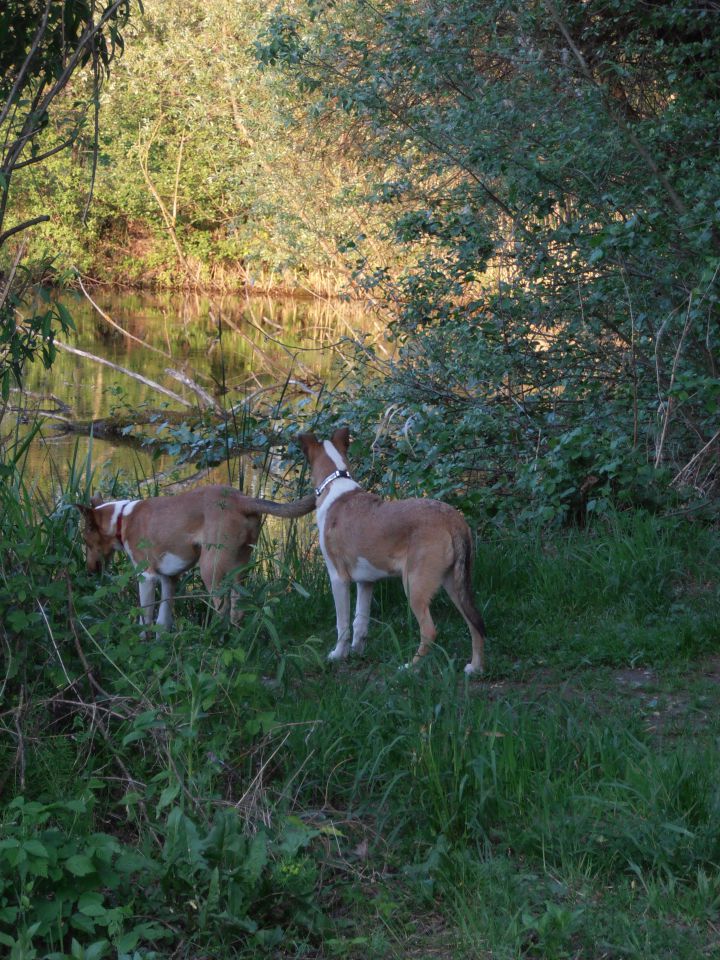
[1,460,719,958]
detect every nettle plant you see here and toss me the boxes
[0,794,164,958]
[0,796,328,957]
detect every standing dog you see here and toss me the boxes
[76,485,315,630]
[300,427,486,674]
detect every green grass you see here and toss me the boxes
[1,449,720,958]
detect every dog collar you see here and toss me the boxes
[315,469,352,498]
[115,503,128,546]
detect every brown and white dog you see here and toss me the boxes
[76,485,315,631]
[299,427,486,674]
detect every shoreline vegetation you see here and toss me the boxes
[67,267,359,299]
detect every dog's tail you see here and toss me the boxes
[451,525,487,638]
[250,493,316,518]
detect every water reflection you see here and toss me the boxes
[5,288,373,496]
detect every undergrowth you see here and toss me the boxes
[1,441,719,959]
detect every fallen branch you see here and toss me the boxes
[9,387,71,414]
[54,341,194,408]
[44,408,199,439]
[165,367,224,415]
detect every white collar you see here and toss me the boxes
[315,469,353,497]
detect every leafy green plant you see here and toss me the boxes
[0,793,166,959]
[1,0,137,394]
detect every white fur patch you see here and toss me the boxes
[316,477,359,525]
[323,440,347,469]
[350,556,388,582]
[157,552,191,576]
[97,500,139,554]
[99,499,138,532]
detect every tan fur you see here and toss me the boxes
[300,427,486,674]
[77,485,315,630]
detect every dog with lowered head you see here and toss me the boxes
[77,485,315,631]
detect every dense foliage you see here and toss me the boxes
[3,5,720,955]
[0,0,135,397]
[5,0,389,289]
[257,0,720,520]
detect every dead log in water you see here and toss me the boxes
[44,408,203,440]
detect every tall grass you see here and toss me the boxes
[1,433,719,958]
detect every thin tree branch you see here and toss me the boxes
[53,340,195,407]
[13,137,77,169]
[0,215,50,247]
[0,0,52,130]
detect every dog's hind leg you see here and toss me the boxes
[199,548,231,619]
[443,572,485,675]
[199,543,253,625]
[406,580,438,666]
[443,529,486,674]
[228,545,253,626]
[351,582,373,654]
[157,575,177,629]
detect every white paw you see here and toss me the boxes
[327,646,349,662]
[350,641,366,656]
[464,663,483,676]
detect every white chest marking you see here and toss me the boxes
[316,477,360,576]
[350,556,388,583]
[316,477,360,526]
[157,552,191,577]
[315,441,361,582]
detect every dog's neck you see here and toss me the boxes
[313,441,361,524]
[96,500,139,547]
[314,468,352,497]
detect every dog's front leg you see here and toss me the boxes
[351,582,373,655]
[328,576,352,661]
[138,573,158,637]
[156,575,176,630]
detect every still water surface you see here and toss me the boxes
[9,288,372,497]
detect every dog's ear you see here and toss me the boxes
[331,426,350,455]
[299,432,319,459]
[90,494,104,507]
[75,504,97,527]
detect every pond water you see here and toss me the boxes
[6,287,374,499]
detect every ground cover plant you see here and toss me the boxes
[1,437,719,959]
